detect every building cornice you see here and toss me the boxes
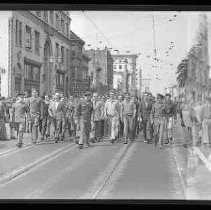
[18,11,70,44]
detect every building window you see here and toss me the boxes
[25,26,32,49]
[35,31,40,54]
[55,14,60,30]
[43,11,48,22]
[56,43,59,60]
[61,18,65,33]
[113,64,116,69]
[15,20,22,47]
[24,63,40,81]
[61,46,64,63]
[119,65,122,69]
[72,50,76,57]
[50,11,54,25]
[36,11,41,17]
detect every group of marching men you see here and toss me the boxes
[0,88,178,149]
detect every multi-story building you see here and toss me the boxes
[112,54,138,96]
[69,30,90,96]
[1,10,72,97]
[85,47,113,93]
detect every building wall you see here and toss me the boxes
[0,11,12,97]
[85,48,113,91]
[112,54,138,95]
[3,11,71,97]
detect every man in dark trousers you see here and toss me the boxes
[139,92,153,143]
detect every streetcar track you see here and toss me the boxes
[80,141,136,199]
[24,142,109,199]
[0,142,78,186]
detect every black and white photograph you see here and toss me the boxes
[0,9,210,201]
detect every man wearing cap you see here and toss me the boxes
[74,92,93,149]
[164,93,176,144]
[12,93,28,147]
[121,93,136,144]
[151,93,166,148]
[104,90,120,143]
[48,92,67,143]
[26,89,42,144]
[139,92,153,143]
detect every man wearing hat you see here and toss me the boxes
[139,92,153,143]
[74,91,93,149]
[12,93,28,147]
[164,93,176,144]
[151,93,166,148]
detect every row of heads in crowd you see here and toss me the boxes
[0,88,174,103]
[11,89,171,101]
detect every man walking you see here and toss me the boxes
[40,95,50,141]
[92,92,102,142]
[122,93,136,144]
[139,92,153,143]
[164,93,176,144]
[151,93,166,148]
[104,90,120,143]
[74,92,93,149]
[27,88,42,144]
[48,92,66,143]
[12,93,28,147]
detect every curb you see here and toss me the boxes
[0,142,77,185]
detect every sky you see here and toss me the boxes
[69,11,209,95]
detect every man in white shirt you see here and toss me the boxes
[104,90,119,143]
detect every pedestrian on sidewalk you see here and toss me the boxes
[122,93,136,144]
[12,93,28,147]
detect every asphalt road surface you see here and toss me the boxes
[0,138,185,199]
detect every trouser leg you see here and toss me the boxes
[60,119,66,139]
[41,117,47,137]
[18,122,24,144]
[79,120,85,145]
[158,120,165,146]
[124,116,129,140]
[128,116,134,139]
[142,119,147,140]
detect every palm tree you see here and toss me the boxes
[176,58,188,88]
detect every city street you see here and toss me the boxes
[0,134,185,199]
